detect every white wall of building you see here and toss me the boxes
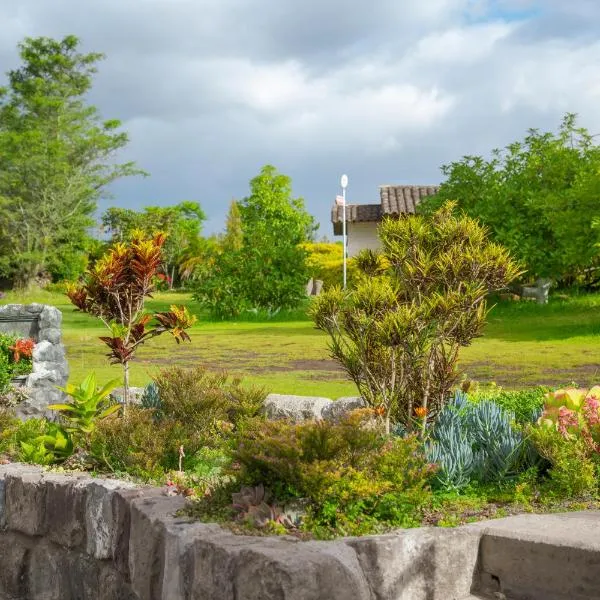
[346,222,381,257]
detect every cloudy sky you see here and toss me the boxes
[1,0,600,237]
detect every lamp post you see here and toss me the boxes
[340,174,348,289]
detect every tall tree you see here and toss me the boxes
[238,165,316,309]
[0,35,143,288]
[222,199,243,252]
[420,114,600,284]
[101,201,206,288]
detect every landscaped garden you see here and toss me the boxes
[3,34,600,552]
[2,202,600,543]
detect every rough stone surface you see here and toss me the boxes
[2,463,600,600]
[322,396,367,422]
[469,512,600,599]
[111,386,145,405]
[261,393,333,422]
[0,304,68,419]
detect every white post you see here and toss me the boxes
[340,174,348,289]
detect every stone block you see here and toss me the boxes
[128,490,187,600]
[27,539,70,600]
[472,512,600,600]
[38,305,62,330]
[42,473,89,548]
[84,478,137,560]
[38,327,62,345]
[261,393,332,422]
[5,469,46,536]
[0,531,32,598]
[345,527,480,600]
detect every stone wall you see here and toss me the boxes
[0,304,68,418]
[0,464,482,600]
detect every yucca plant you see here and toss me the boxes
[50,373,121,444]
[312,202,522,433]
[67,231,197,404]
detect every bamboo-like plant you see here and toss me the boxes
[67,231,196,404]
[311,202,522,433]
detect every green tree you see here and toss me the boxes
[222,199,243,251]
[102,201,206,288]
[420,114,600,285]
[194,165,316,318]
[238,165,316,309]
[0,35,144,288]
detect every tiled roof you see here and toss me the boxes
[379,185,440,216]
[331,185,440,234]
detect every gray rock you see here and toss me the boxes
[111,387,145,405]
[5,469,46,536]
[345,528,480,600]
[85,479,137,560]
[322,396,367,422]
[262,393,333,422]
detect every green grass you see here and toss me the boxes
[2,288,600,396]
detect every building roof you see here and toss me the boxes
[331,184,440,235]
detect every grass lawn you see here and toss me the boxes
[2,288,600,396]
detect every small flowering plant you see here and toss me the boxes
[538,387,600,452]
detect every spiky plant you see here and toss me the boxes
[311,202,522,433]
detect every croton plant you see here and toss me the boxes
[67,231,196,405]
[539,387,600,452]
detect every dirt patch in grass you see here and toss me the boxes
[463,361,600,388]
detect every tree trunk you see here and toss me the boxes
[123,361,130,407]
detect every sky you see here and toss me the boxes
[1,0,600,237]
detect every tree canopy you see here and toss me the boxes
[0,35,143,287]
[419,114,600,284]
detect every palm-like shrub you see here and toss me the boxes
[311,202,521,432]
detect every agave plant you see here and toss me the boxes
[231,484,294,529]
[50,373,121,441]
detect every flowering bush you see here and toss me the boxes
[538,387,600,452]
[0,334,35,393]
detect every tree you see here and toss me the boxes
[420,114,600,285]
[238,165,316,309]
[222,199,243,252]
[0,35,144,288]
[67,232,196,405]
[193,165,317,318]
[311,203,521,433]
[102,201,206,288]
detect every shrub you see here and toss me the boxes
[311,203,521,432]
[90,407,178,479]
[51,373,121,446]
[538,386,600,452]
[233,411,433,536]
[529,426,597,497]
[425,393,534,491]
[154,365,266,436]
[467,383,546,423]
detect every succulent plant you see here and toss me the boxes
[425,395,532,490]
[140,381,163,419]
[231,484,295,529]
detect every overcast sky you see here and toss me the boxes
[1,0,600,237]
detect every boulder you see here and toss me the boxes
[261,393,332,422]
[322,396,367,422]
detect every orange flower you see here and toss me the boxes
[415,407,428,419]
[9,338,35,362]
